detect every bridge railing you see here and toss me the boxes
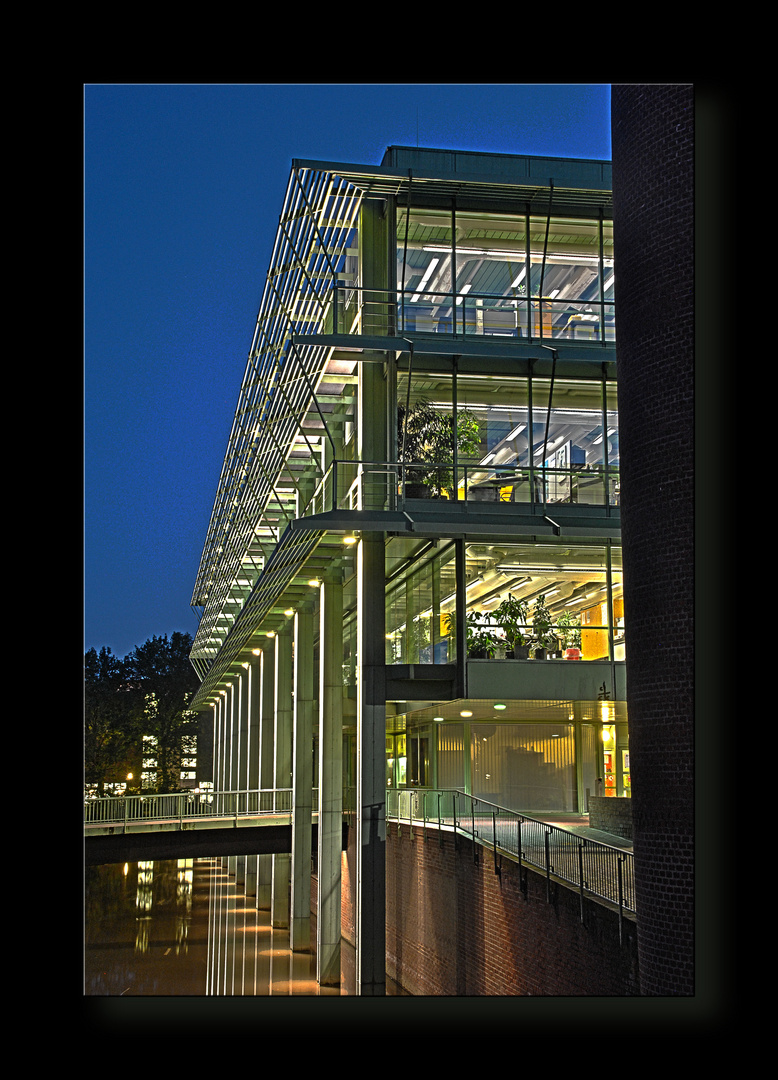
[84,788,295,827]
[386,788,635,927]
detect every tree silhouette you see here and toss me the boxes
[122,632,200,793]
[84,632,201,795]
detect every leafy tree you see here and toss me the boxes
[84,645,137,795]
[122,632,200,793]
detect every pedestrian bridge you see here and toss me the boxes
[84,787,634,922]
[83,788,339,865]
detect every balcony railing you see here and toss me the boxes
[329,283,615,344]
[305,459,619,518]
[84,788,295,828]
[386,788,634,931]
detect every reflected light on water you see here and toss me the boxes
[85,857,342,996]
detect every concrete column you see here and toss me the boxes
[353,202,389,989]
[257,645,275,910]
[247,654,261,791]
[239,665,251,792]
[318,572,343,986]
[272,625,293,928]
[291,605,315,951]
[245,653,261,898]
[227,680,240,875]
[210,702,218,790]
[229,679,240,793]
[356,533,386,995]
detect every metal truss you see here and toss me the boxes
[190,164,364,677]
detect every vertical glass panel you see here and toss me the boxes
[606,382,620,505]
[455,211,528,338]
[385,542,456,665]
[528,216,604,341]
[407,726,430,786]
[602,221,615,341]
[471,722,576,812]
[436,722,465,789]
[464,542,612,660]
[396,208,453,334]
[611,547,625,661]
[580,724,599,812]
[396,369,459,497]
[532,378,611,506]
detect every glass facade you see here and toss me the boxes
[192,149,623,839]
[396,207,614,342]
[395,368,619,506]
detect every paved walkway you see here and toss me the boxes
[534,812,633,852]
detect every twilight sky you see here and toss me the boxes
[84,83,612,661]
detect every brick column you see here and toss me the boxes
[611,84,694,995]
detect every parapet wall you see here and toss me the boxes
[385,824,639,996]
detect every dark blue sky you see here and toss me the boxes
[84,83,612,660]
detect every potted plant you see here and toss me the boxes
[493,593,531,658]
[530,594,555,659]
[398,400,482,499]
[556,610,582,659]
[465,610,500,659]
[428,408,482,497]
[398,400,437,497]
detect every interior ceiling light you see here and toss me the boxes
[460,710,473,717]
[343,535,358,545]
[493,703,507,711]
[434,716,445,723]
[411,258,439,301]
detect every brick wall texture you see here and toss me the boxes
[385,825,639,996]
[611,84,695,995]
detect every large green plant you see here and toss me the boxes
[493,594,530,649]
[530,594,555,657]
[556,610,581,650]
[398,400,482,495]
[444,610,500,657]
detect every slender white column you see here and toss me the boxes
[290,605,315,951]
[271,626,293,928]
[317,572,343,986]
[256,645,275,909]
[245,653,261,898]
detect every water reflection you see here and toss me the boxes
[84,857,340,996]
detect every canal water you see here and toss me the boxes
[85,857,344,996]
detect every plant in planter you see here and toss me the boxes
[398,400,482,498]
[397,400,438,496]
[530,593,555,659]
[428,408,482,497]
[493,593,531,658]
[556,610,582,659]
[464,610,500,658]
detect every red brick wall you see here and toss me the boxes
[385,824,639,996]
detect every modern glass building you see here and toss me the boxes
[189,146,624,992]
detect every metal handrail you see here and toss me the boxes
[84,788,295,827]
[386,787,635,922]
[304,458,619,520]
[332,281,615,343]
